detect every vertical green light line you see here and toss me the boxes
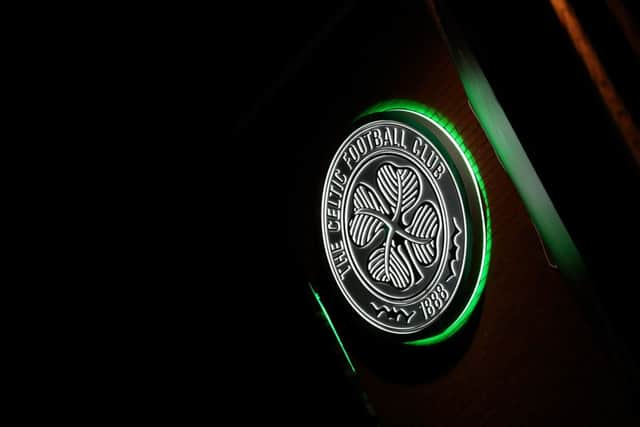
[445,38,585,280]
[309,283,356,374]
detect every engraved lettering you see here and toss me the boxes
[397,128,407,149]
[383,127,394,146]
[330,241,351,279]
[327,182,343,230]
[437,284,449,300]
[412,137,424,156]
[329,241,342,252]
[329,183,343,197]
[343,152,354,170]
[420,284,450,319]
[425,149,437,168]
[363,131,374,151]
[421,299,435,319]
[355,137,367,156]
[433,162,446,180]
[327,208,339,219]
[348,145,360,164]
[371,128,382,147]
[333,169,347,185]
[327,180,344,210]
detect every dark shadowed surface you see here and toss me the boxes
[229,1,639,425]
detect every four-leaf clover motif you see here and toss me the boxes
[348,163,441,290]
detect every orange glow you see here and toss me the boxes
[550,0,640,166]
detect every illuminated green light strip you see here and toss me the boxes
[358,99,492,346]
[447,43,585,280]
[309,283,356,374]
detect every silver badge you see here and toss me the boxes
[321,107,489,341]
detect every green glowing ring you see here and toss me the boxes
[356,99,492,346]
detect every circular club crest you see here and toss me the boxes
[321,104,490,344]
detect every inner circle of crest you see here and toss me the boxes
[343,150,449,303]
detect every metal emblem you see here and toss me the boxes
[321,108,488,341]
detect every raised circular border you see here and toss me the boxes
[322,99,492,346]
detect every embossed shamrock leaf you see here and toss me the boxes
[348,164,441,289]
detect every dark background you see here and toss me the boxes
[224,1,640,424]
